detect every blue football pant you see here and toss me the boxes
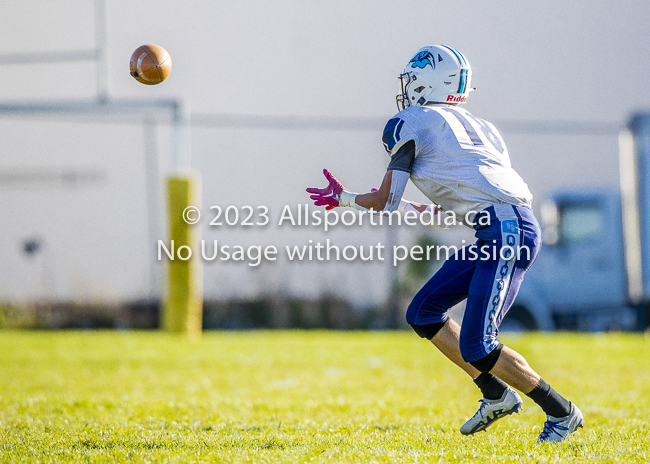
[405,205,541,363]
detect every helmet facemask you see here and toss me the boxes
[396,72,434,111]
[396,72,414,111]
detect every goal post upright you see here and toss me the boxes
[0,0,203,336]
[0,100,204,337]
[163,103,203,338]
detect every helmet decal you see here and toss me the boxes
[439,44,467,67]
[458,69,468,93]
[409,51,436,69]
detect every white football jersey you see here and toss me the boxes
[383,104,533,219]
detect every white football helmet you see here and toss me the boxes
[396,45,473,111]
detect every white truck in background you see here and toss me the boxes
[505,113,650,331]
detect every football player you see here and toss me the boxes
[307,45,583,442]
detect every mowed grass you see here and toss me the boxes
[0,331,648,463]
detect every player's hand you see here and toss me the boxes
[306,169,346,210]
[408,201,442,214]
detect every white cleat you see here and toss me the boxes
[460,387,523,435]
[537,403,583,443]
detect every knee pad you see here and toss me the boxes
[410,319,448,340]
[469,343,504,373]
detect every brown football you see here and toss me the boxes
[129,44,172,85]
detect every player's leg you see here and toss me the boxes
[406,246,515,428]
[428,317,479,378]
[434,321,522,435]
[406,244,478,379]
[488,345,539,392]
[430,318,517,394]
[406,245,475,329]
[460,270,543,392]
[460,205,582,441]
[466,335,583,442]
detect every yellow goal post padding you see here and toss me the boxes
[163,175,203,338]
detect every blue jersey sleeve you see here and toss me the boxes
[382,114,418,156]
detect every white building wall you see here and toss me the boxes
[0,0,648,305]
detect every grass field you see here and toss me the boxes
[0,331,648,463]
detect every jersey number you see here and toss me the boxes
[443,108,504,154]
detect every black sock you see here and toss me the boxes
[473,373,508,400]
[526,378,571,417]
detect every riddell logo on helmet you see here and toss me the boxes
[447,95,468,103]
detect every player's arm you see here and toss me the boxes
[398,200,446,228]
[374,126,446,225]
[306,169,404,212]
[354,138,419,212]
[306,137,415,211]
[306,168,445,228]
[307,116,444,225]
[360,181,446,228]
[354,170,396,211]
[352,170,444,216]
[361,136,420,212]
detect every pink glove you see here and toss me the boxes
[306,169,346,210]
